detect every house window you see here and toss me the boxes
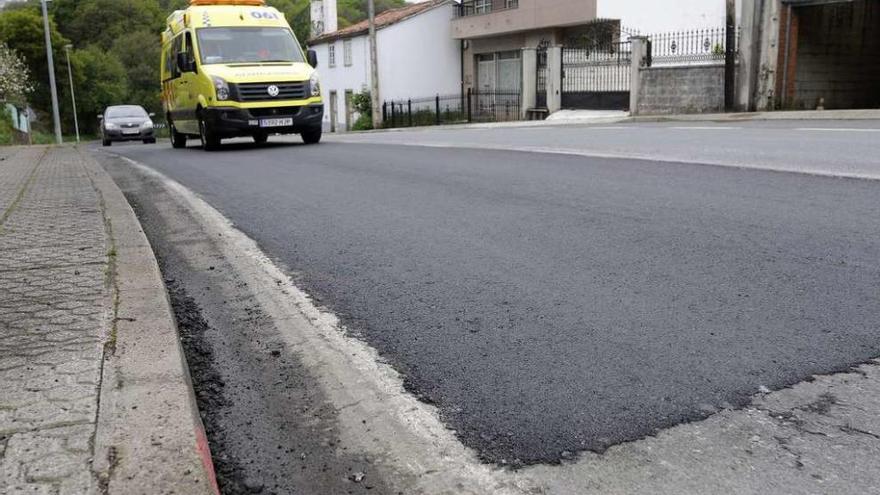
[474,0,491,14]
[343,39,353,67]
[505,0,518,8]
[328,44,336,68]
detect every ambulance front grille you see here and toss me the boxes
[236,82,309,102]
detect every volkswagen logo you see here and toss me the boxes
[267,85,280,97]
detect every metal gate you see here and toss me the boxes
[561,40,631,110]
[536,44,548,109]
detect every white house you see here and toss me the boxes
[309,0,461,132]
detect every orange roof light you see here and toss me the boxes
[190,0,266,5]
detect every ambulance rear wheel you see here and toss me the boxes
[169,120,187,149]
[198,112,221,151]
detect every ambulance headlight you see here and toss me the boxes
[309,73,321,97]
[212,76,230,101]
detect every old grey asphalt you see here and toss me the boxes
[106,122,880,465]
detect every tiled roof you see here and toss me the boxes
[309,0,450,45]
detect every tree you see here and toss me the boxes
[0,7,68,115]
[0,43,33,104]
[50,0,165,51]
[111,31,163,115]
[62,46,128,133]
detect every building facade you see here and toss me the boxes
[452,0,599,94]
[309,0,461,132]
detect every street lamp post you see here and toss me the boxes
[367,0,381,129]
[40,0,63,144]
[64,45,79,143]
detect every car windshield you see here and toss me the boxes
[197,27,304,65]
[106,107,148,119]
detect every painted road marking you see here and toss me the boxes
[671,126,741,130]
[796,128,880,133]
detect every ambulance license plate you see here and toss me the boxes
[260,118,293,128]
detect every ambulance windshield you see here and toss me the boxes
[197,27,304,64]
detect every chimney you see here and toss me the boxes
[311,0,338,38]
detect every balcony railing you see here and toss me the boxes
[454,0,519,18]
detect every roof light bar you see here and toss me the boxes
[189,0,266,6]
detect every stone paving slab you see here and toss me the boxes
[0,147,108,495]
[0,146,216,495]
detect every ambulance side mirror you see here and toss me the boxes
[176,52,195,73]
[307,49,318,68]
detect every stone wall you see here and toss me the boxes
[636,64,725,115]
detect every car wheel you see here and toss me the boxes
[199,113,221,151]
[143,138,156,144]
[253,133,268,145]
[102,138,112,147]
[170,121,187,149]
[301,127,322,145]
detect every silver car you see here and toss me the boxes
[100,105,156,146]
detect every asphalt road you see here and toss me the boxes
[108,122,880,464]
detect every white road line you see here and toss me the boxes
[330,138,880,181]
[670,126,741,130]
[796,128,880,133]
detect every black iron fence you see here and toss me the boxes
[561,40,632,110]
[645,27,738,66]
[382,89,522,129]
[536,46,548,108]
[562,41,632,92]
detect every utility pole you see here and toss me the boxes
[367,0,381,129]
[41,0,63,144]
[724,0,736,111]
[64,45,79,143]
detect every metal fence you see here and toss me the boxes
[536,46,548,108]
[382,89,521,129]
[645,27,738,66]
[562,41,632,92]
[561,40,632,110]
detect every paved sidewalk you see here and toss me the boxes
[0,146,215,494]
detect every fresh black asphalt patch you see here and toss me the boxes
[107,141,880,465]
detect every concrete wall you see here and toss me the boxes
[790,1,880,110]
[311,3,460,131]
[452,0,596,39]
[636,64,725,115]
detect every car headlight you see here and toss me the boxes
[309,73,321,97]
[141,120,154,129]
[212,76,230,101]
[104,122,117,129]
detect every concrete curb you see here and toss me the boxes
[80,148,219,495]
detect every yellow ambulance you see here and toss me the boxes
[161,0,323,150]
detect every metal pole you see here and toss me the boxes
[41,0,62,144]
[724,0,736,111]
[367,0,381,129]
[64,45,79,143]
